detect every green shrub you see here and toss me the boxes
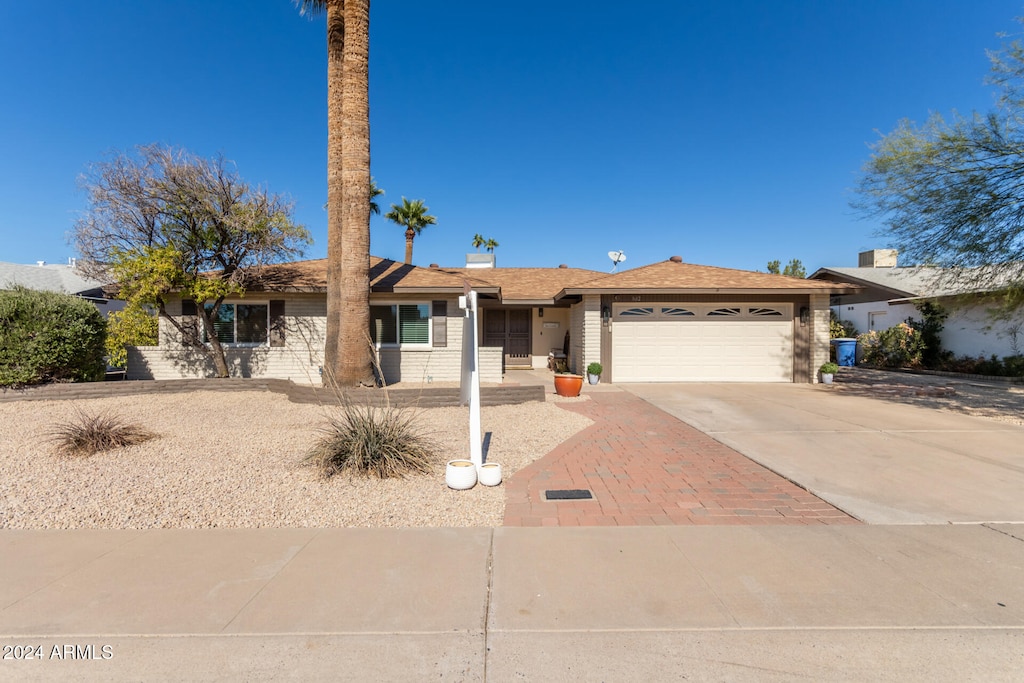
[909,303,948,369]
[49,410,156,457]
[857,322,923,368]
[829,311,858,339]
[305,403,436,479]
[0,287,107,387]
[936,354,1024,377]
[105,304,158,368]
[819,362,839,375]
[586,362,603,375]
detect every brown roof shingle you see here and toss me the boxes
[562,258,858,295]
[239,256,858,298]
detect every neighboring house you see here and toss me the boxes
[127,254,856,385]
[0,260,122,317]
[810,250,1024,358]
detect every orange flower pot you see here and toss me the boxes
[553,373,584,397]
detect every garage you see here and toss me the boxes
[611,303,794,382]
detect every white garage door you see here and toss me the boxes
[612,303,794,382]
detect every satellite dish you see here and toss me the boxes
[608,250,627,272]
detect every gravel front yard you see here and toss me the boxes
[0,391,593,529]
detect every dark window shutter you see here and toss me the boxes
[432,300,447,347]
[269,300,286,347]
[180,299,199,345]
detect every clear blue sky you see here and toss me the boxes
[1,1,1021,274]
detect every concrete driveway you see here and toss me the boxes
[622,382,1024,524]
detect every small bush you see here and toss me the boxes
[105,304,158,368]
[49,411,156,457]
[586,362,603,375]
[0,287,107,387]
[819,362,839,375]
[858,323,923,368]
[305,403,436,479]
[829,311,858,339]
[935,353,1024,377]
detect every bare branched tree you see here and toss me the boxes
[73,144,311,377]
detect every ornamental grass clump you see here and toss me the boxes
[49,411,156,457]
[305,403,436,479]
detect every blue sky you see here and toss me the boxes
[1,1,1021,275]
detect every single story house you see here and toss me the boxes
[0,259,123,317]
[127,254,857,384]
[810,250,1024,359]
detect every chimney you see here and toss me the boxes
[465,253,495,269]
[858,249,898,268]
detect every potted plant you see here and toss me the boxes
[586,362,603,385]
[819,361,839,385]
[553,372,584,397]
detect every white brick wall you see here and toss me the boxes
[811,293,830,383]
[128,294,499,384]
[581,295,601,374]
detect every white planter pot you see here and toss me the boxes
[588,373,600,385]
[821,373,834,385]
[446,460,477,490]
[478,462,502,486]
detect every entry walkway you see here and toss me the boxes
[503,391,857,527]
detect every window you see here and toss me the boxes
[370,303,430,346]
[618,307,655,317]
[203,303,268,345]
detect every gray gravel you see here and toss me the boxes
[0,391,592,529]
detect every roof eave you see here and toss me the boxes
[558,286,858,297]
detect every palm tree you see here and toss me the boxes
[484,238,499,253]
[472,233,485,251]
[385,198,437,265]
[296,0,374,387]
[370,178,384,217]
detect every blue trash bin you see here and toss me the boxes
[832,338,857,367]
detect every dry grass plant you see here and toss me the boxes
[49,409,157,457]
[304,340,439,479]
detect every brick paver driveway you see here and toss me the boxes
[623,379,1024,524]
[502,392,857,527]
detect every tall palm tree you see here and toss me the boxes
[385,198,437,265]
[297,0,374,387]
[370,178,384,217]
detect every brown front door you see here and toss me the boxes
[484,309,532,368]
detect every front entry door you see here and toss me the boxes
[484,309,532,368]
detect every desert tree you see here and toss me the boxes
[73,144,310,378]
[766,258,806,278]
[854,18,1024,298]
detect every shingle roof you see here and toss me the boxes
[809,263,1024,299]
[240,256,858,300]
[245,257,473,293]
[437,266,603,303]
[562,258,855,295]
[0,261,109,297]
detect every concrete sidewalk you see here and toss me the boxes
[3,525,1024,681]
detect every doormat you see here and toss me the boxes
[544,489,593,500]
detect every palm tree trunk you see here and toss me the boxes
[404,228,415,264]
[324,0,374,387]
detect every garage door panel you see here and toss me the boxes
[612,305,794,382]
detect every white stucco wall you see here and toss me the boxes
[831,299,1023,359]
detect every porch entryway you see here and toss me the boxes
[484,308,532,370]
